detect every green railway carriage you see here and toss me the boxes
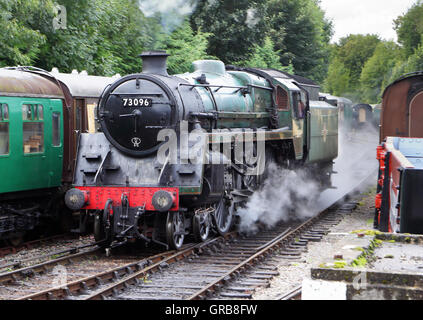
[0,70,65,194]
[0,96,64,194]
[0,68,116,245]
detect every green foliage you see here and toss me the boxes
[191,0,268,64]
[324,2,423,103]
[242,37,293,72]
[265,0,333,82]
[360,41,400,103]
[0,0,51,67]
[164,20,215,74]
[191,0,332,82]
[37,0,151,76]
[336,34,381,91]
[0,0,334,83]
[324,56,350,97]
[394,0,423,57]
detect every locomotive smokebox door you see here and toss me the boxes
[98,52,178,158]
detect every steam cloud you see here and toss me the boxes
[138,0,198,33]
[237,163,321,234]
[237,123,380,234]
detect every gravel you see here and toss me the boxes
[253,189,376,300]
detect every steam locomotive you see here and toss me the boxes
[65,51,339,250]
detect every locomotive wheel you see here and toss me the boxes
[94,200,113,244]
[193,212,210,243]
[166,212,185,250]
[7,234,24,247]
[213,193,235,236]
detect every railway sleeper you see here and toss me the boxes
[236,280,270,286]
[226,286,256,292]
[245,274,274,280]
[219,292,252,299]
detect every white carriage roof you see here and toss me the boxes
[51,69,120,98]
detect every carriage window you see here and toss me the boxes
[0,123,9,155]
[23,104,44,154]
[1,104,9,120]
[276,86,289,110]
[23,104,32,120]
[0,104,9,155]
[22,104,43,121]
[23,122,44,154]
[52,112,61,146]
[37,105,43,120]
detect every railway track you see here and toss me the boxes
[16,200,351,300]
[0,233,75,258]
[12,165,377,301]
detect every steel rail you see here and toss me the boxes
[0,244,102,285]
[277,286,302,300]
[18,250,177,300]
[0,233,73,258]
[0,240,102,271]
[84,232,237,300]
[188,212,327,300]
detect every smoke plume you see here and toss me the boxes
[237,163,321,235]
[237,123,380,234]
[138,0,198,33]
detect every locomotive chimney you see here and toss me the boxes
[139,50,169,76]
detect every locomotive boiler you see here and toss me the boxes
[65,51,338,250]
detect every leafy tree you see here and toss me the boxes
[387,43,423,84]
[324,56,350,97]
[360,41,400,103]
[164,20,215,74]
[394,1,423,57]
[265,0,333,82]
[0,0,51,67]
[190,0,269,64]
[336,34,381,90]
[36,0,152,76]
[242,37,293,72]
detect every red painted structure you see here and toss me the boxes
[76,186,179,212]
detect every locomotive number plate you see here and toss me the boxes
[122,98,152,107]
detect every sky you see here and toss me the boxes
[319,0,418,43]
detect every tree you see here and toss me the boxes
[394,1,423,57]
[336,34,381,90]
[36,0,153,76]
[242,36,293,72]
[360,41,400,103]
[265,0,333,82]
[324,56,350,97]
[0,0,51,67]
[190,0,269,64]
[164,20,215,74]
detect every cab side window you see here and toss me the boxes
[276,86,290,111]
[0,104,9,155]
[293,91,307,119]
[23,104,44,154]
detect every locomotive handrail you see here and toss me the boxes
[179,83,273,93]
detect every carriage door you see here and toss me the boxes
[409,91,423,138]
[73,99,87,154]
[49,101,64,187]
